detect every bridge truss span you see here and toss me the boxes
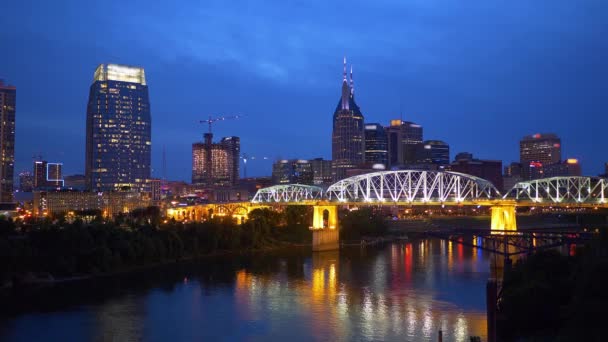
[504,176,608,204]
[252,184,324,203]
[326,170,500,204]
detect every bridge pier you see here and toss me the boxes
[310,205,339,252]
[490,205,517,232]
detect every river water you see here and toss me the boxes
[0,239,491,341]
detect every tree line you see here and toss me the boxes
[0,206,388,284]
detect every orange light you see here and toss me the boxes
[390,119,402,126]
[566,158,578,164]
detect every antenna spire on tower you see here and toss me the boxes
[343,56,347,81]
[350,65,354,96]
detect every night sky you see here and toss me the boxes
[1,0,607,181]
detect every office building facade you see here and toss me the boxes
[85,64,152,191]
[417,140,450,166]
[272,159,314,185]
[450,153,503,191]
[0,81,15,203]
[364,123,388,168]
[310,158,333,186]
[385,119,423,168]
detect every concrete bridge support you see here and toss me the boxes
[491,205,517,232]
[310,205,339,252]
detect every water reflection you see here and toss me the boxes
[2,239,489,342]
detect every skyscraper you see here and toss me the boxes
[520,133,561,180]
[364,123,388,167]
[385,119,423,168]
[0,80,15,203]
[33,160,47,189]
[332,58,364,181]
[192,134,239,187]
[85,64,151,191]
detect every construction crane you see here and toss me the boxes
[199,115,242,134]
[240,153,270,179]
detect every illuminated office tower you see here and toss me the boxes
[85,64,151,191]
[0,80,15,203]
[519,133,561,180]
[332,58,364,181]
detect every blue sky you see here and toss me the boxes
[1,0,607,181]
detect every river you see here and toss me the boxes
[0,238,491,341]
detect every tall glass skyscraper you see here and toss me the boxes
[332,58,364,181]
[85,64,151,191]
[0,80,15,203]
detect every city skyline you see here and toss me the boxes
[2,1,607,181]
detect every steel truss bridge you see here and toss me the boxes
[252,171,608,207]
[168,171,608,250]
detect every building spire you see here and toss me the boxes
[350,65,354,97]
[341,56,350,110]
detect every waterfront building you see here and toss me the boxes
[520,133,561,180]
[85,64,151,191]
[33,190,151,218]
[385,119,423,168]
[364,123,388,168]
[0,80,15,203]
[332,58,364,181]
[450,153,503,191]
[192,133,240,186]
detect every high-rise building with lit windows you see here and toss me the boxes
[0,80,15,203]
[85,64,151,191]
[192,133,239,187]
[332,58,364,181]
[519,133,561,180]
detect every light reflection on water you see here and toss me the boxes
[1,239,489,341]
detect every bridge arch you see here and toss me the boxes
[252,184,324,203]
[326,170,500,203]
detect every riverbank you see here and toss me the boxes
[497,230,608,341]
